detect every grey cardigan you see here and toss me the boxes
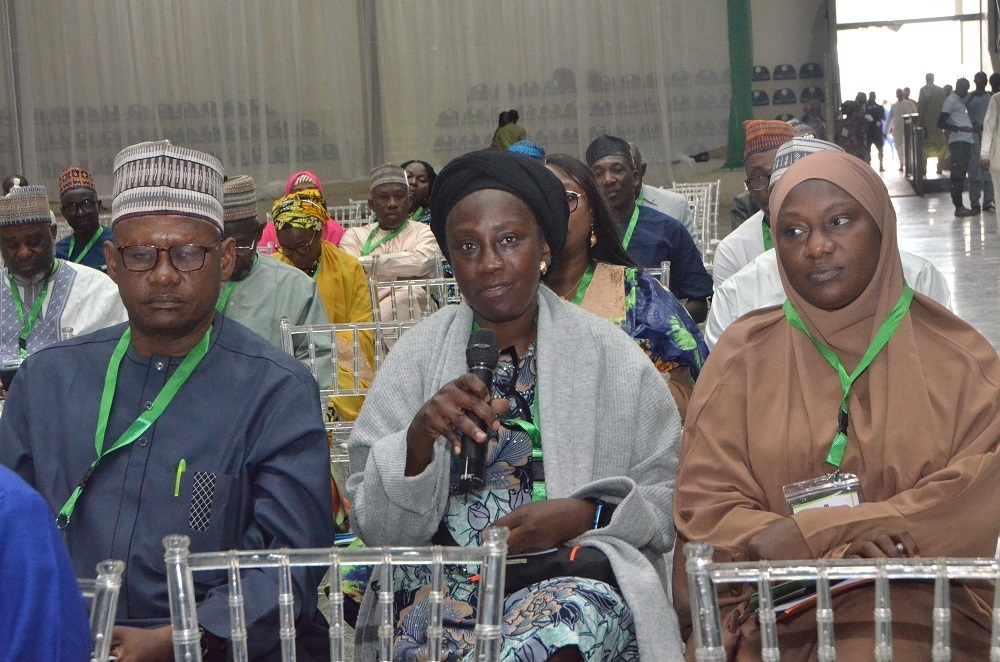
[347,286,684,659]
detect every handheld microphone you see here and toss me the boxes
[458,328,500,493]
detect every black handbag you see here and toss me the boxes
[502,544,619,595]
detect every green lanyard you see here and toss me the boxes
[762,221,773,251]
[782,284,914,468]
[621,204,641,251]
[507,392,543,501]
[9,261,57,357]
[361,220,409,256]
[570,262,596,305]
[56,326,213,528]
[216,281,237,312]
[68,228,103,264]
[409,206,423,221]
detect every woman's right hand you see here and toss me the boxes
[844,527,918,558]
[405,374,506,476]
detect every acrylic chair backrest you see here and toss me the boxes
[278,319,418,401]
[684,540,1000,662]
[77,559,125,662]
[642,261,671,291]
[164,527,509,662]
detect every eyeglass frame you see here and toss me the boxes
[116,238,223,272]
[744,174,771,192]
[278,231,318,257]
[60,198,99,215]
[565,190,585,213]
[233,237,259,255]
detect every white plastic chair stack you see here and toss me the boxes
[78,559,126,662]
[642,261,671,291]
[164,526,510,662]
[684,540,1000,662]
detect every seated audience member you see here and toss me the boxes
[272,191,374,420]
[54,167,114,271]
[217,175,329,346]
[347,149,682,661]
[586,134,712,322]
[401,159,436,224]
[674,150,1000,659]
[271,192,373,327]
[0,141,334,660]
[712,120,794,288]
[543,153,708,421]
[705,137,951,348]
[259,170,345,251]
[0,464,91,661]
[340,165,438,322]
[0,186,126,366]
[629,142,701,250]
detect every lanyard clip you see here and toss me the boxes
[837,408,849,435]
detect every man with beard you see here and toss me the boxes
[216,175,328,348]
[0,185,125,367]
[586,134,712,322]
[54,166,114,271]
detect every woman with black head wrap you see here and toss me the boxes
[347,150,684,660]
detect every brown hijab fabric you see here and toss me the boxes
[769,150,904,367]
[673,151,1000,655]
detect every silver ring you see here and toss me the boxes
[895,542,905,554]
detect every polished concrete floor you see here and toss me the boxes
[883,166,1000,352]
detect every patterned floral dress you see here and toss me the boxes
[575,262,708,419]
[382,344,638,661]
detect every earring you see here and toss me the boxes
[589,228,597,248]
[540,260,547,275]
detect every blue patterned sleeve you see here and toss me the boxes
[621,269,710,379]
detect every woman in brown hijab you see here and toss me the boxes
[673,150,1000,659]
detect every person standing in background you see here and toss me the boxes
[939,77,977,217]
[888,88,918,172]
[918,73,949,175]
[491,109,526,149]
[965,72,995,212]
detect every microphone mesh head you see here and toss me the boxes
[466,328,500,369]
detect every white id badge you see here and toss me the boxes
[783,472,863,514]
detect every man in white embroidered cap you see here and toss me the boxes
[0,141,333,660]
[0,185,125,373]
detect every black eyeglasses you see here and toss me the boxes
[745,175,770,192]
[61,198,98,215]
[278,232,318,257]
[117,239,222,272]
[565,191,585,213]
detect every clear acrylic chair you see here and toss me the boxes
[671,180,721,264]
[77,559,125,662]
[684,539,1000,662]
[642,261,671,291]
[164,526,509,662]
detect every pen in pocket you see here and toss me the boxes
[174,459,186,497]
